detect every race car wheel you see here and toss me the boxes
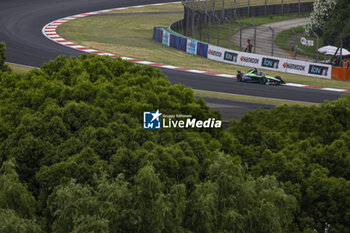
[275,76,285,84]
[259,77,266,85]
[237,74,242,82]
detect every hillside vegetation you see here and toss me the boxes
[0,52,350,232]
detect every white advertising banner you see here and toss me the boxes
[186,39,197,55]
[236,52,263,69]
[161,30,332,80]
[162,30,170,46]
[282,59,331,79]
[281,59,307,76]
[208,44,332,79]
[305,62,332,79]
[207,45,225,62]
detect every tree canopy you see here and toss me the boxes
[305,0,337,36]
[0,51,349,232]
[323,0,350,49]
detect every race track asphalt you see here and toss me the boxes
[0,0,344,109]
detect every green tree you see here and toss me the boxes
[323,0,350,49]
[305,0,337,36]
[0,209,43,233]
[0,42,10,72]
[0,159,36,218]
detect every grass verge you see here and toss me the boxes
[275,25,325,60]
[106,3,183,13]
[57,3,350,90]
[176,13,310,51]
[7,63,35,74]
[194,89,318,106]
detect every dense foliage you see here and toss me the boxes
[323,0,350,49]
[0,52,349,232]
[0,42,10,72]
[227,98,350,233]
[0,54,297,232]
[305,0,337,36]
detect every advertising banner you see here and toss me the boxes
[152,27,163,43]
[152,27,332,80]
[236,52,263,69]
[260,57,281,71]
[307,63,331,79]
[196,42,208,58]
[170,34,187,52]
[282,59,308,76]
[282,59,331,79]
[223,50,239,64]
[162,31,170,46]
[207,45,224,62]
[186,39,197,55]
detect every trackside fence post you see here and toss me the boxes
[236,19,242,51]
[281,0,284,15]
[221,0,225,20]
[234,0,237,19]
[191,0,195,37]
[225,17,231,48]
[253,25,256,53]
[248,0,250,17]
[269,26,274,56]
[214,15,221,46]
[198,12,202,40]
[205,13,211,43]
[313,31,319,62]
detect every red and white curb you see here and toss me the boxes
[42,2,350,94]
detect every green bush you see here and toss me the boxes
[323,0,350,49]
[0,42,10,72]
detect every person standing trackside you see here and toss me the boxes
[343,59,349,68]
[290,47,296,59]
[245,39,253,53]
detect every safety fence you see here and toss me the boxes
[181,0,314,20]
[153,27,332,79]
[172,0,316,61]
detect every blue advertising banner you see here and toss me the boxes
[186,39,197,55]
[170,34,186,52]
[196,42,208,58]
[153,27,163,43]
[162,31,170,46]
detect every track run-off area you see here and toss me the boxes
[1,0,347,111]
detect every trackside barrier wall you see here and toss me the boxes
[331,67,350,81]
[153,27,332,79]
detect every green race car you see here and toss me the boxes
[236,68,285,85]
